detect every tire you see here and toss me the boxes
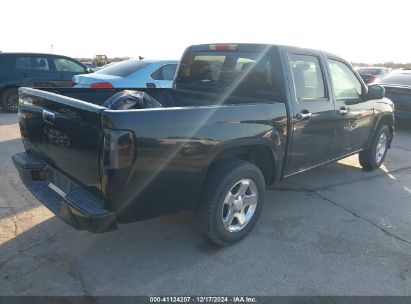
[194,159,265,246]
[359,124,390,171]
[1,87,19,112]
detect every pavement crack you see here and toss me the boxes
[393,146,411,152]
[315,191,411,246]
[29,253,96,300]
[11,217,18,237]
[0,256,15,271]
[269,186,313,193]
[67,268,97,303]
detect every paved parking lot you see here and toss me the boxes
[1,112,410,296]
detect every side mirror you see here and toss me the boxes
[367,85,385,100]
[85,68,93,74]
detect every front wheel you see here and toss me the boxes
[1,88,19,112]
[194,159,265,246]
[359,125,390,171]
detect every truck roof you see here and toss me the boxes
[187,43,342,60]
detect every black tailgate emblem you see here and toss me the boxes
[42,109,56,125]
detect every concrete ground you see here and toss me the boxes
[0,112,410,296]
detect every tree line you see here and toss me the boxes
[351,62,411,69]
[75,57,130,63]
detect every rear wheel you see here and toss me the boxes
[194,159,265,246]
[359,125,390,170]
[1,88,19,112]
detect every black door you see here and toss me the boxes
[285,52,336,175]
[325,58,374,157]
[51,56,88,87]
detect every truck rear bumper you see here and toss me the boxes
[12,152,118,233]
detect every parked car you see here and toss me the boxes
[13,43,394,246]
[82,62,97,71]
[0,53,91,112]
[72,59,179,88]
[94,62,116,71]
[374,70,411,121]
[356,67,391,84]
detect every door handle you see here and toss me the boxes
[338,108,348,116]
[296,112,313,121]
[42,109,56,125]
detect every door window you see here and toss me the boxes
[53,57,85,73]
[327,59,362,100]
[15,56,50,71]
[151,64,178,80]
[290,54,326,101]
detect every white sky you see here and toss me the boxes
[1,0,409,63]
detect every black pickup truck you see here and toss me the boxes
[13,44,394,245]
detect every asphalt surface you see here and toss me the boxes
[0,112,411,296]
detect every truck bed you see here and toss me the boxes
[39,87,285,108]
[16,87,288,227]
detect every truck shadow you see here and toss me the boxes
[0,138,41,221]
[1,125,410,295]
[0,112,18,126]
[2,154,411,295]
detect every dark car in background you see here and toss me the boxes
[357,67,391,84]
[375,70,411,121]
[0,53,91,112]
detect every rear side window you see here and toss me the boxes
[53,57,85,73]
[15,56,50,71]
[96,60,149,77]
[327,59,362,100]
[175,51,281,101]
[290,54,326,101]
[0,55,12,72]
[151,64,177,80]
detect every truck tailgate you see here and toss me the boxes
[18,87,105,196]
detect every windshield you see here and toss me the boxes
[175,51,283,100]
[378,73,411,86]
[96,60,149,77]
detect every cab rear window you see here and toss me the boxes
[175,51,282,101]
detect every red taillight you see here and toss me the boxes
[368,75,377,84]
[103,130,134,169]
[90,82,113,88]
[101,129,135,197]
[209,44,238,51]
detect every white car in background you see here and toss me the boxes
[72,59,179,88]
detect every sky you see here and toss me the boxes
[1,0,409,63]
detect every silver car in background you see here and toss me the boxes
[72,59,178,88]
